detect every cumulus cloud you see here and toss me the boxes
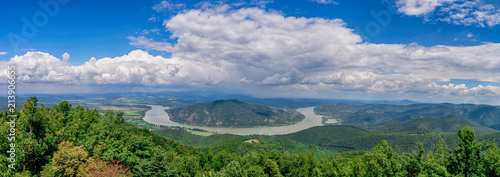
[318,71,500,97]
[163,7,361,71]
[0,50,237,86]
[3,4,500,101]
[62,52,70,62]
[396,0,500,27]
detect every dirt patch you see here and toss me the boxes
[99,106,132,111]
[244,139,260,143]
[99,106,146,112]
[187,130,213,136]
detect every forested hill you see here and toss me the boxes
[168,99,304,127]
[2,98,500,176]
[1,97,192,176]
[315,103,500,129]
[369,115,498,134]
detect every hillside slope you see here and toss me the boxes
[369,115,498,134]
[4,98,500,177]
[315,103,500,129]
[280,125,500,153]
[168,99,304,127]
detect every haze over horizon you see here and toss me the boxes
[1,0,500,105]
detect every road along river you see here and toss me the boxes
[142,105,325,135]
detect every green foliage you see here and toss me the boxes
[370,115,498,134]
[40,141,88,177]
[315,103,500,130]
[446,126,486,176]
[154,127,337,158]
[2,98,500,177]
[168,99,304,127]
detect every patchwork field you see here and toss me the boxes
[97,105,155,129]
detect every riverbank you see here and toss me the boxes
[142,105,324,135]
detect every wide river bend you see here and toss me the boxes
[142,105,325,135]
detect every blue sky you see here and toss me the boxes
[2,0,499,62]
[1,0,500,104]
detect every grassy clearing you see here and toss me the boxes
[124,111,142,116]
[322,116,342,125]
[97,105,154,129]
[187,130,214,136]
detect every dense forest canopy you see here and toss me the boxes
[1,98,500,176]
[315,103,500,130]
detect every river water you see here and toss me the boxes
[142,105,325,135]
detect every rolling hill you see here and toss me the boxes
[369,115,498,134]
[168,99,304,127]
[279,125,500,153]
[315,103,500,129]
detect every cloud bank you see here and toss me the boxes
[2,4,500,102]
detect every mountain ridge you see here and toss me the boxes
[369,115,498,134]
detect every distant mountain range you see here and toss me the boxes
[168,99,304,127]
[315,103,500,130]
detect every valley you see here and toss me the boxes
[3,95,500,176]
[143,104,324,135]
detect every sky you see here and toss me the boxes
[1,0,500,104]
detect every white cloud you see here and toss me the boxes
[148,16,159,22]
[152,1,185,12]
[0,52,7,55]
[311,0,338,5]
[140,28,161,35]
[0,50,237,86]
[318,71,500,97]
[62,52,70,62]
[396,0,500,27]
[438,1,500,27]
[396,0,458,16]
[3,5,500,101]
[248,0,274,8]
[128,36,173,52]
[260,68,305,85]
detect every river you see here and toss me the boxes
[142,105,325,135]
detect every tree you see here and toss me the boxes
[78,158,131,177]
[482,143,500,176]
[41,141,88,176]
[403,142,424,177]
[359,140,404,177]
[263,159,282,177]
[446,126,485,176]
[218,161,245,177]
[17,97,60,173]
[54,101,71,117]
